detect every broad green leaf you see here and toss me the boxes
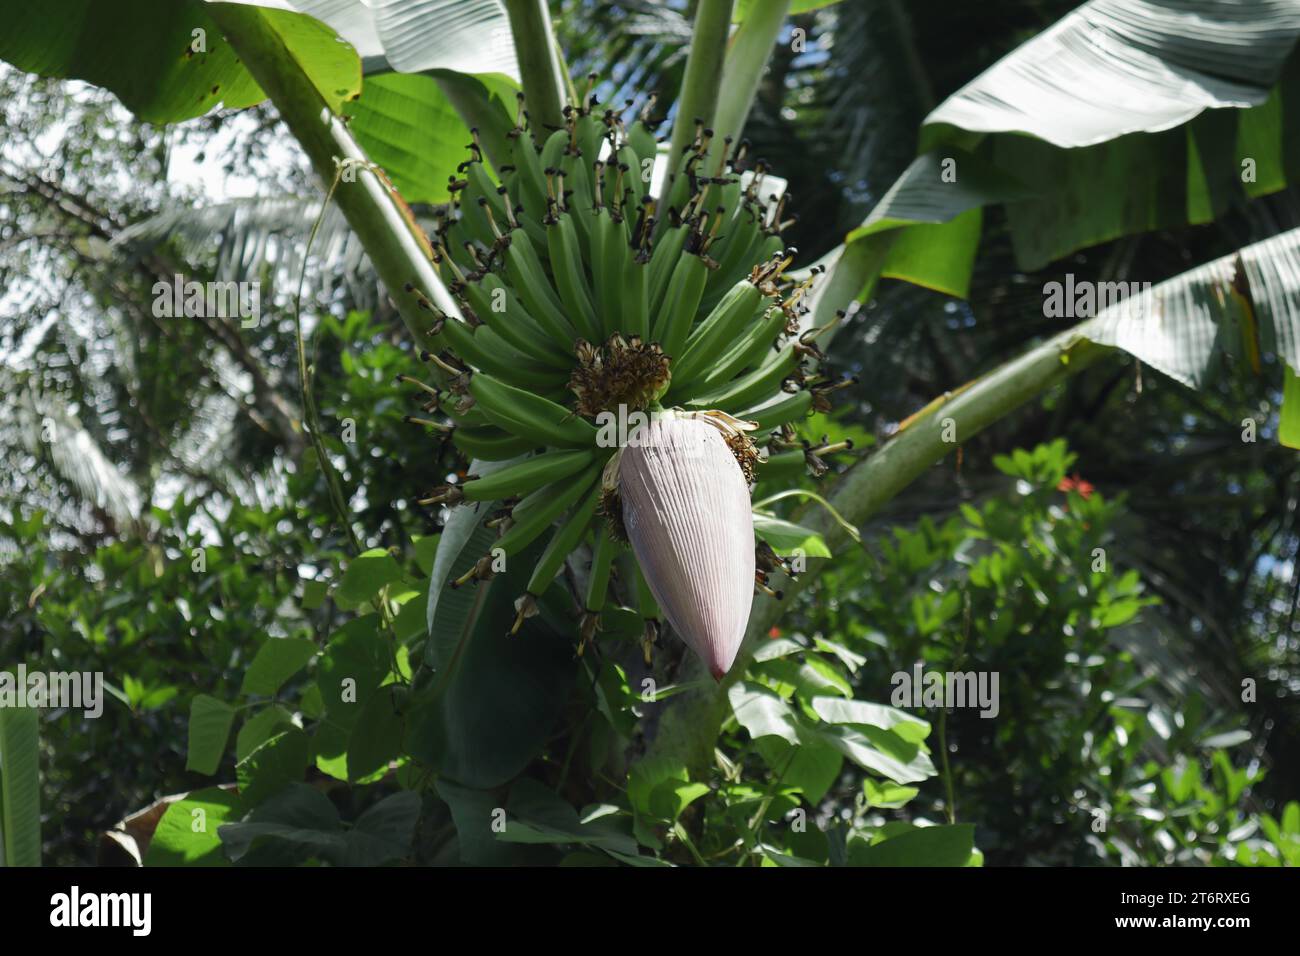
[219,782,343,864]
[144,788,243,867]
[240,637,318,696]
[810,696,931,740]
[236,727,310,804]
[186,694,237,775]
[392,588,429,642]
[757,656,852,700]
[923,3,1300,150]
[301,578,329,610]
[752,637,806,662]
[410,520,576,788]
[236,704,295,761]
[756,735,842,804]
[0,0,360,123]
[862,778,919,810]
[345,685,405,783]
[734,0,839,20]
[805,723,935,785]
[435,780,543,866]
[751,514,832,558]
[335,548,405,610]
[500,780,642,855]
[0,706,40,866]
[317,614,390,730]
[232,0,520,78]
[879,208,982,299]
[817,0,1300,321]
[425,488,500,671]
[343,791,420,866]
[1080,226,1300,391]
[727,681,801,744]
[347,72,476,205]
[627,756,689,820]
[847,823,975,867]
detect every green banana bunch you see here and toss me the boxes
[399,80,856,663]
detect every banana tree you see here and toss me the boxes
[4,0,1299,865]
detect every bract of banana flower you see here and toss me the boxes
[618,412,755,680]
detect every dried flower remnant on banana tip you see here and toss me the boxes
[387,76,855,677]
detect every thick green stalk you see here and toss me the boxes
[209,4,454,350]
[504,0,566,131]
[0,707,41,866]
[712,0,790,149]
[663,0,735,194]
[644,323,1112,771]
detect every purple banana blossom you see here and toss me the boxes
[620,415,755,680]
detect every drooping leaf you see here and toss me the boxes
[144,788,243,867]
[751,514,832,558]
[847,823,975,867]
[0,0,360,122]
[240,637,318,696]
[335,548,406,610]
[186,694,237,775]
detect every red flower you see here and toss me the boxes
[768,627,781,639]
[1057,473,1094,499]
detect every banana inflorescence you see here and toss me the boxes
[399,76,856,678]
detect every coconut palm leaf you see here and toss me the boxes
[15,389,145,535]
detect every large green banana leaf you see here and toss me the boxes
[0,0,518,203]
[828,0,1300,310]
[1083,226,1300,388]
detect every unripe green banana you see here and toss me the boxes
[494,464,600,557]
[654,250,710,358]
[740,388,814,432]
[470,272,572,367]
[523,480,602,597]
[461,448,598,502]
[584,525,619,613]
[758,448,807,481]
[507,127,548,217]
[468,373,598,448]
[437,315,568,393]
[688,342,800,412]
[502,232,576,348]
[452,425,540,462]
[546,208,600,341]
[669,278,766,389]
[694,304,790,393]
[626,119,657,170]
[540,127,569,175]
[647,223,689,308]
[623,251,650,340]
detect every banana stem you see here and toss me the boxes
[504,0,567,131]
[712,0,791,149]
[208,3,455,353]
[662,0,736,200]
